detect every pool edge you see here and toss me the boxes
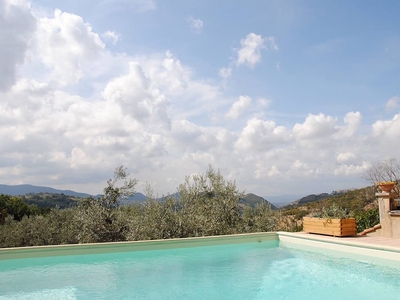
[277,231,400,263]
[0,232,278,260]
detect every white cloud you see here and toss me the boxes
[292,113,337,140]
[226,95,252,119]
[187,16,203,33]
[35,9,105,85]
[235,117,289,151]
[0,0,36,90]
[257,98,271,108]
[102,61,170,127]
[219,67,232,80]
[236,33,278,68]
[171,120,218,152]
[371,114,400,146]
[219,33,278,80]
[333,162,370,176]
[335,111,361,138]
[2,1,400,198]
[386,96,400,110]
[336,151,356,164]
[102,30,120,45]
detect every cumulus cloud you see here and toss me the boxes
[219,33,278,80]
[102,61,170,127]
[2,1,400,198]
[336,151,356,164]
[102,30,120,45]
[335,111,361,138]
[0,0,36,90]
[236,33,278,68]
[293,113,337,140]
[235,118,289,151]
[187,16,203,33]
[219,67,232,80]
[386,96,400,110]
[36,9,105,85]
[333,162,370,176]
[371,114,400,146]
[138,51,227,120]
[226,95,252,119]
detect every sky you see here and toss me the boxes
[1,0,400,198]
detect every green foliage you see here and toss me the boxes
[100,165,138,208]
[177,165,243,237]
[285,187,376,216]
[354,208,380,233]
[0,194,40,222]
[73,165,138,243]
[312,203,350,219]
[22,193,82,209]
[0,209,79,247]
[282,208,308,220]
[0,165,283,248]
[241,202,279,233]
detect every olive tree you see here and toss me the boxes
[178,165,244,236]
[74,166,138,243]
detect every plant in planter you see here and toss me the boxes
[303,204,357,237]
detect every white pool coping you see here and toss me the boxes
[278,231,400,267]
[0,232,278,260]
[2,232,400,266]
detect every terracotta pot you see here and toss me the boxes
[378,182,395,193]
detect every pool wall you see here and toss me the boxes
[0,232,278,260]
[278,232,400,267]
[3,231,400,267]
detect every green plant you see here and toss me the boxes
[312,203,350,219]
[354,208,379,233]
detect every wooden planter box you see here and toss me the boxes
[303,217,357,237]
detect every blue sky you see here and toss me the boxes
[1,0,399,197]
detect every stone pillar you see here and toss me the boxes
[376,191,398,238]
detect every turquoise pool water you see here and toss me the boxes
[1,240,400,300]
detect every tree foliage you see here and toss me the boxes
[0,165,283,248]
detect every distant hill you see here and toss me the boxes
[283,189,358,208]
[120,193,147,204]
[0,184,92,198]
[266,194,303,207]
[240,193,278,210]
[281,186,377,222]
[0,184,279,211]
[21,193,83,209]
[289,193,331,206]
[0,184,148,207]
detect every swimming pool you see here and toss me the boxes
[1,233,400,300]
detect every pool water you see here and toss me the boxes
[1,240,400,300]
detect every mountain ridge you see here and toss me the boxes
[0,184,278,209]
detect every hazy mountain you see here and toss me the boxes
[0,184,147,204]
[0,184,286,209]
[266,194,303,207]
[240,193,278,210]
[0,184,92,198]
[120,192,147,204]
[283,189,355,208]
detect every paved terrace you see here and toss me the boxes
[286,232,400,251]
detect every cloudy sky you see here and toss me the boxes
[1,0,400,198]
